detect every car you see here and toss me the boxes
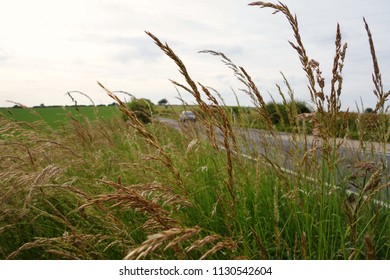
[179,111,196,122]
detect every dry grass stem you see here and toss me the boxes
[123,227,201,260]
[186,234,221,252]
[200,237,237,260]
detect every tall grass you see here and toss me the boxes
[1,1,389,259]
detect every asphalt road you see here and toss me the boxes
[157,117,390,201]
[157,117,390,167]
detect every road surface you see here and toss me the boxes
[156,117,390,201]
[157,117,390,166]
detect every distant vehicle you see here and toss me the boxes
[179,111,196,122]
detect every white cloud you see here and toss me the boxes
[0,0,389,110]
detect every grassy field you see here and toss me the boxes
[1,1,389,260]
[0,106,121,128]
[1,103,380,143]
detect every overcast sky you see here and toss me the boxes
[0,0,389,110]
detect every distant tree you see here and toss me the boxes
[158,98,168,106]
[124,98,155,124]
[266,101,311,125]
[40,103,45,108]
[364,108,373,113]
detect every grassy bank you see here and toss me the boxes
[2,107,388,259]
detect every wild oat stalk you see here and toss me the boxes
[198,83,237,210]
[364,17,390,164]
[328,24,348,139]
[249,1,320,110]
[98,180,191,209]
[344,160,387,251]
[123,226,201,260]
[363,18,389,114]
[199,237,237,260]
[24,165,62,209]
[249,1,349,150]
[145,31,219,150]
[249,1,351,183]
[97,81,186,195]
[199,50,274,131]
[81,188,179,230]
[248,2,329,188]
[145,32,241,218]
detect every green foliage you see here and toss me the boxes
[158,98,168,106]
[266,101,311,125]
[124,98,155,124]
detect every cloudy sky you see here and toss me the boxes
[0,0,389,110]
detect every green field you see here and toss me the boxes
[1,103,380,143]
[0,106,121,128]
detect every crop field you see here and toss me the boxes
[1,2,389,260]
[0,106,121,128]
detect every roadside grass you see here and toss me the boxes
[2,110,388,259]
[1,1,389,260]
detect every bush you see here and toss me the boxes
[124,98,155,124]
[266,101,311,125]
